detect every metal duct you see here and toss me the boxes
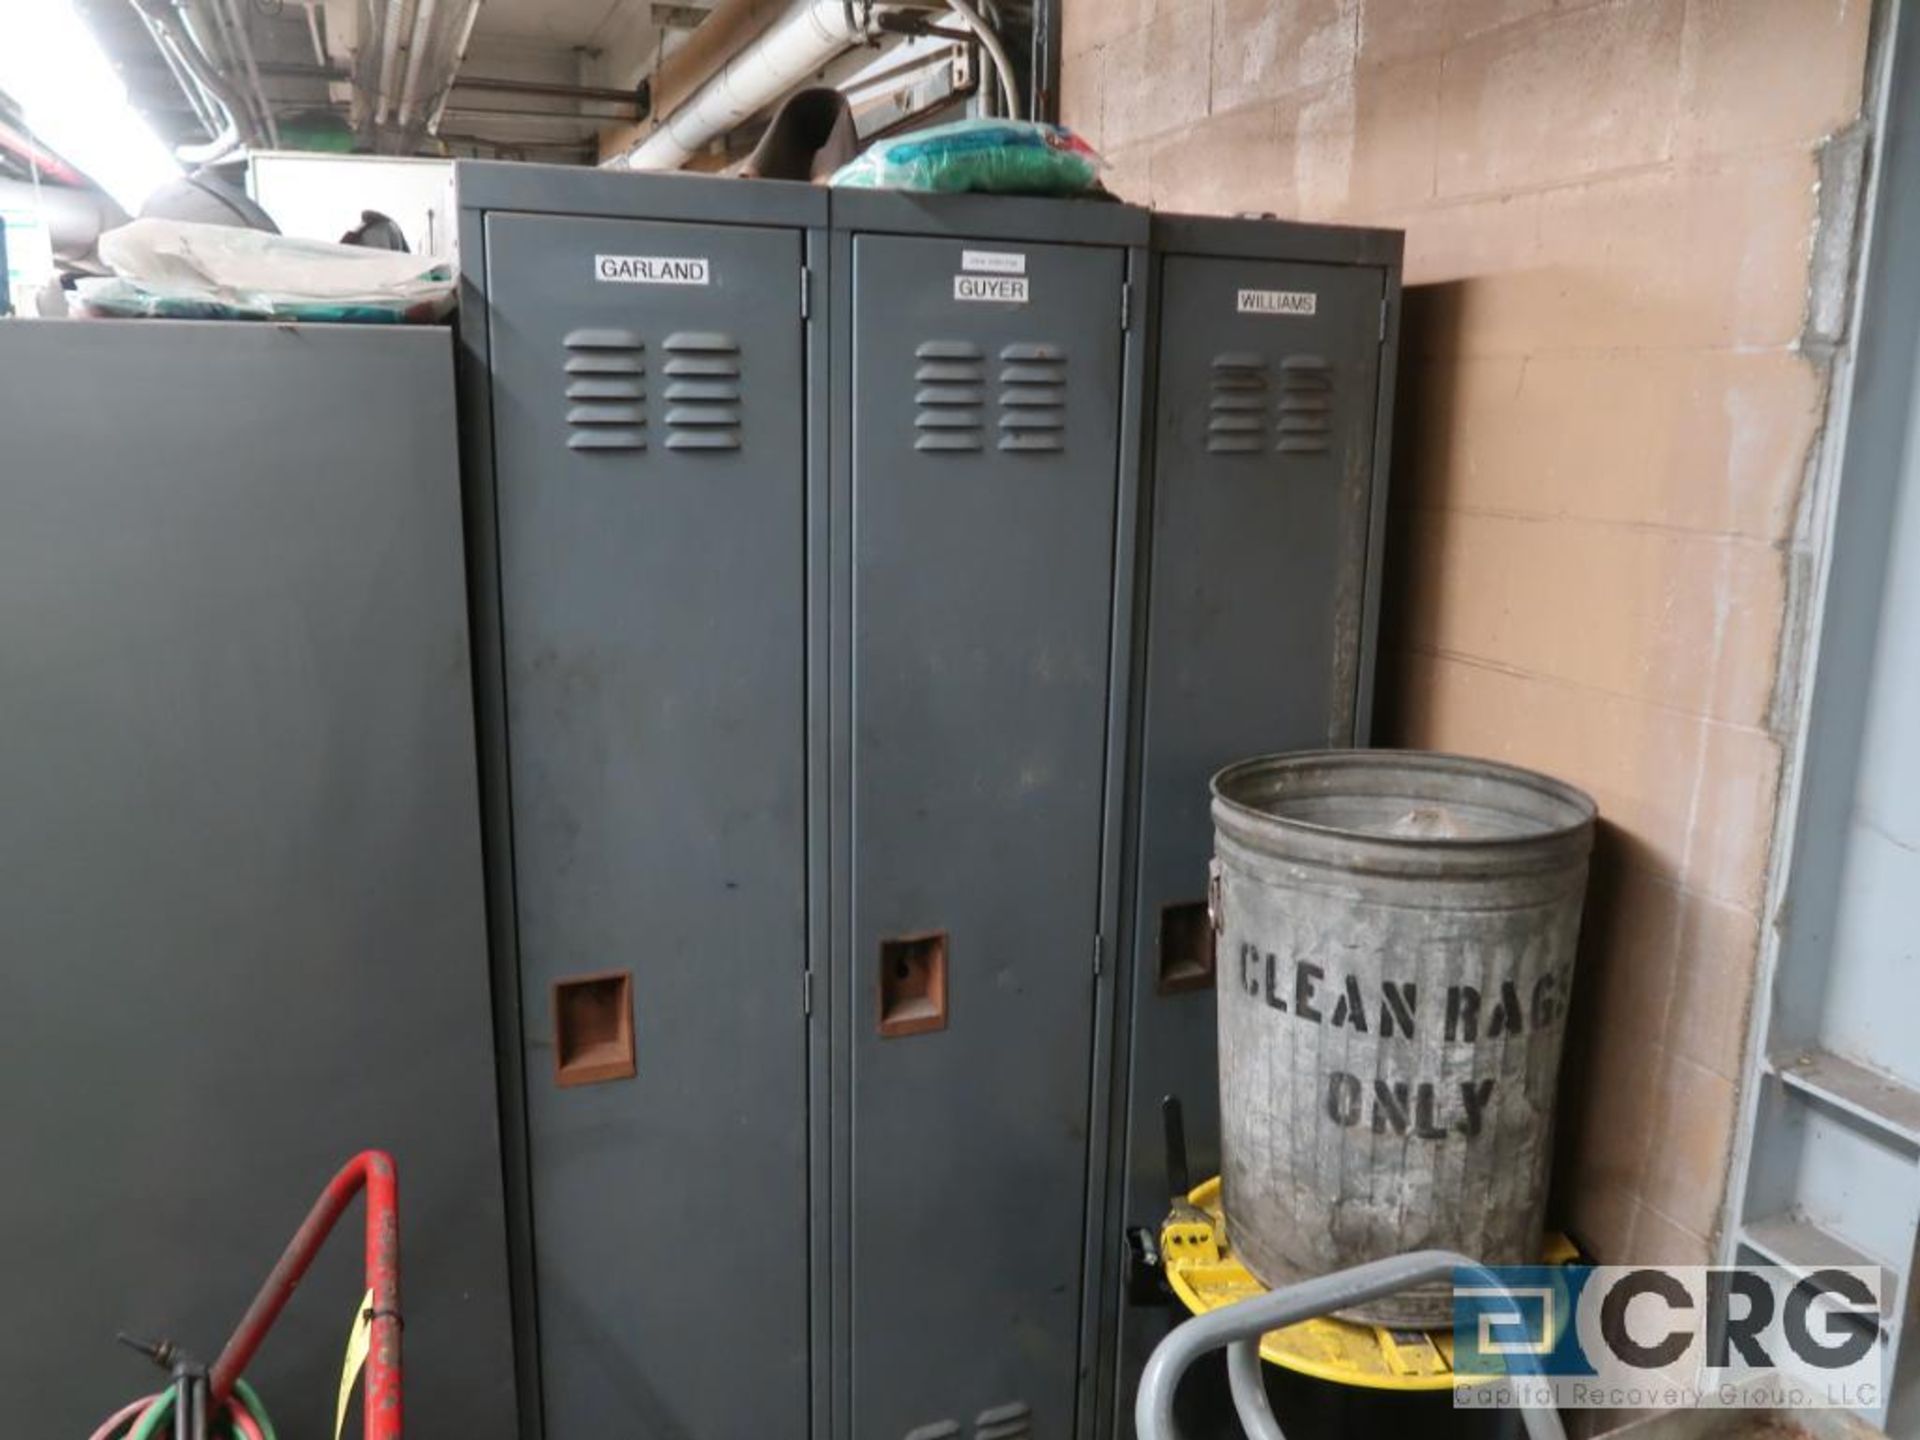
[622,0,878,171]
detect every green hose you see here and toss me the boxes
[232,1378,277,1440]
[122,1379,276,1440]
[124,1389,171,1440]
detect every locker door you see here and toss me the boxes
[485,212,809,1435]
[849,233,1125,1439]
[1115,255,1385,1407]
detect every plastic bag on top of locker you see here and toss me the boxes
[76,218,455,323]
[829,119,1105,196]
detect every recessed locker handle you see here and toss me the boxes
[877,931,949,1038]
[1157,900,1216,995]
[552,970,636,1087]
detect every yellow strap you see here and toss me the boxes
[334,1289,374,1440]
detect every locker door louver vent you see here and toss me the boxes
[564,327,645,452]
[1208,351,1268,455]
[1278,353,1333,454]
[914,339,986,453]
[974,1401,1031,1440]
[998,342,1065,453]
[660,331,742,452]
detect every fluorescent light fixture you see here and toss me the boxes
[0,0,180,212]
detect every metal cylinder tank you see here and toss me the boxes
[1211,750,1596,1326]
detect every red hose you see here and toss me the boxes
[208,1151,401,1440]
[86,1395,157,1440]
[90,1389,272,1440]
[227,1397,265,1440]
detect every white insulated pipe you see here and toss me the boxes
[623,0,877,171]
[374,0,410,125]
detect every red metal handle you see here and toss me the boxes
[209,1150,402,1440]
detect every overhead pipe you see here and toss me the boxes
[622,0,881,170]
[163,32,243,162]
[303,2,327,68]
[394,0,443,129]
[872,11,971,43]
[438,105,633,128]
[649,0,787,120]
[173,107,241,165]
[374,0,409,125]
[183,0,236,73]
[0,119,91,186]
[168,0,251,131]
[943,0,1018,118]
[215,0,280,147]
[131,0,248,162]
[131,3,223,140]
[137,59,638,107]
[186,0,257,131]
[437,95,640,118]
[166,44,224,141]
[426,0,482,136]
[452,73,641,103]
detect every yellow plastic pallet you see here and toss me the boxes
[1159,1177,1578,1394]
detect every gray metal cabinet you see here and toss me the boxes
[0,320,515,1436]
[457,165,827,1440]
[829,193,1149,1440]
[1102,216,1404,1434]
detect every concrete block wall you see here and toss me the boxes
[1063,0,1873,1265]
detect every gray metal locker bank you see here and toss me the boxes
[455,162,826,1440]
[456,162,1400,1440]
[459,165,1151,1437]
[0,319,517,1435]
[826,190,1149,1440]
[1098,213,1404,1435]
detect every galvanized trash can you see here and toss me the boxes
[1211,750,1597,1327]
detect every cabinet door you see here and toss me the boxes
[849,232,1126,1440]
[486,212,809,1437]
[1114,255,1386,1418]
[0,322,514,1437]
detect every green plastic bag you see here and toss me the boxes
[830,119,1104,196]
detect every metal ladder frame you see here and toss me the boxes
[1134,1249,1570,1440]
